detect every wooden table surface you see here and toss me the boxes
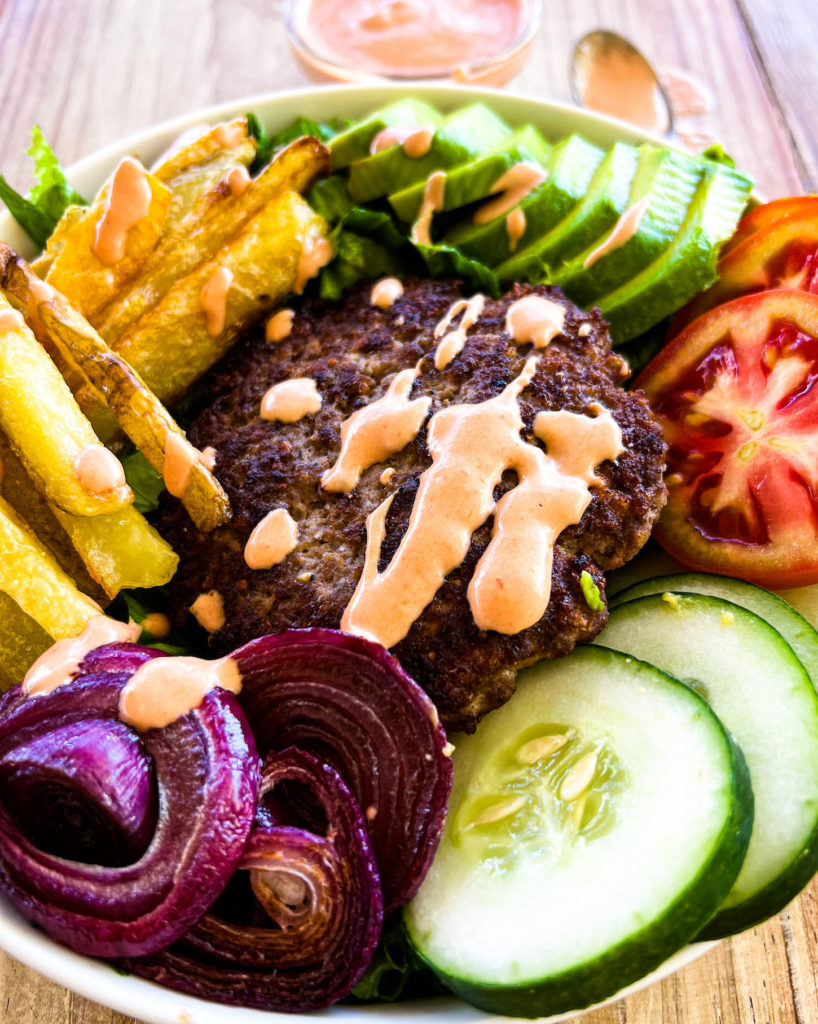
[1,0,817,1021]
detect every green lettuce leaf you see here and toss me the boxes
[121,448,165,515]
[350,919,447,1003]
[412,239,500,297]
[0,126,86,248]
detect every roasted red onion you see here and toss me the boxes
[0,643,259,958]
[233,629,453,913]
[126,747,383,1011]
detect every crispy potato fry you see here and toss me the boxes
[31,203,85,278]
[112,188,328,404]
[0,493,101,639]
[0,247,231,532]
[53,503,179,598]
[0,289,133,516]
[0,427,105,602]
[44,160,173,320]
[96,136,329,343]
[0,592,53,690]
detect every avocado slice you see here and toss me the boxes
[550,146,704,307]
[494,141,639,281]
[347,103,511,204]
[456,135,606,272]
[387,124,551,224]
[329,98,443,171]
[599,162,753,344]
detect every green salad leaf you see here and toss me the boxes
[114,589,194,656]
[351,918,447,1003]
[121,448,166,515]
[0,126,86,248]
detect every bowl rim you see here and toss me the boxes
[0,81,719,1024]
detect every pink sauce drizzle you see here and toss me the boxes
[73,445,127,493]
[474,162,546,225]
[119,655,242,731]
[200,265,234,336]
[321,367,431,493]
[93,157,153,266]
[164,431,201,498]
[295,237,333,294]
[266,308,295,342]
[412,171,446,247]
[0,309,25,332]
[505,295,565,349]
[189,590,226,633]
[200,446,217,471]
[340,360,623,646]
[226,165,252,196]
[371,277,404,309]
[370,125,435,158]
[506,207,526,252]
[142,612,171,639]
[214,122,247,149]
[433,294,486,370]
[583,196,651,269]
[260,378,322,423]
[244,508,299,570]
[23,616,140,697]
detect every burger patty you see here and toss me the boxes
[158,279,667,732]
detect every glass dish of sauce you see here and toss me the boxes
[285,0,542,86]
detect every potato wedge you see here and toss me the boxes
[0,427,105,602]
[53,503,179,598]
[0,592,53,690]
[0,493,101,639]
[0,248,231,532]
[44,159,173,320]
[96,136,329,343]
[31,203,85,278]
[112,188,329,404]
[0,290,133,516]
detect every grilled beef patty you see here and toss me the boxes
[158,279,666,731]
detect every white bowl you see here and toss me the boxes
[0,83,716,1024]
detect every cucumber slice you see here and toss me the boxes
[405,646,752,1017]
[483,135,606,276]
[550,147,703,307]
[596,592,818,938]
[610,571,818,691]
[502,140,641,274]
[328,98,442,171]
[598,161,753,344]
[347,104,511,204]
[388,124,550,224]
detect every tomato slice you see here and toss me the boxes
[721,195,818,256]
[636,289,818,588]
[672,198,818,333]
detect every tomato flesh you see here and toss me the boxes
[637,290,818,587]
[672,200,818,333]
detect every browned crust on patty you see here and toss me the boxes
[158,279,666,732]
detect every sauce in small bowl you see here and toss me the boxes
[285,0,542,86]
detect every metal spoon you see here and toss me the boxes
[569,30,674,137]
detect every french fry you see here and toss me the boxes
[31,203,85,278]
[0,248,231,532]
[44,160,173,320]
[0,427,105,602]
[96,136,329,343]
[112,188,328,404]
[0,493,101,639]
[0,290,133,517]
[0,416,177,600]
[53,503,179,598]
[0,592,53,690]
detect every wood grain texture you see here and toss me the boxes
[0,0,816,1021]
